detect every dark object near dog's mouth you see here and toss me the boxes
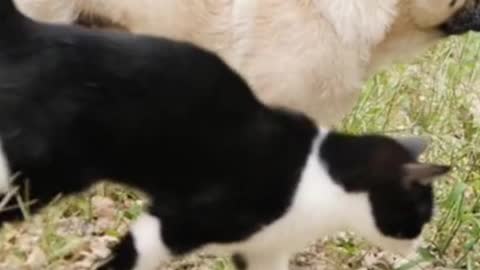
[441,5,480,35]
[75,12,128,32]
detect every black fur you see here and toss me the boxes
[232,253,248,270]
[441,0,480,34]
[320,133,435,239]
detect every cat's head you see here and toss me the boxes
[320,132,450,255]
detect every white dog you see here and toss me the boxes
[15,0,480,125]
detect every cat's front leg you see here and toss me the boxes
[97,213,171,270]
[235,252,289,270]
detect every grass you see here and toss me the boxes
[1,33,480,269]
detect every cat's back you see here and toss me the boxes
[0,18,261,127]
[0,19,264,174]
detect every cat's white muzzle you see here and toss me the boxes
[375,236,421,257]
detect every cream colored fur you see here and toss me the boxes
[14,0,469,125]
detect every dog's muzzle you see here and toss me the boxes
[441,1,480,35]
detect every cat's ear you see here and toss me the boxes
[395,136,430,158]
[403,163,451,185]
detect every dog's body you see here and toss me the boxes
[15,0,480,125]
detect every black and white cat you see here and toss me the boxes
[0,1,450,270]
